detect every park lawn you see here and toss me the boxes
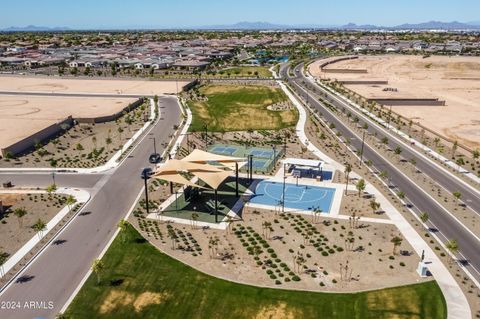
[65,224,447,319]
[188,84,298,132]
[215,66,272,78]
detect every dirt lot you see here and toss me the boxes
[0,192,67,258]
[0,76,189,95]
[131,207,424,292]
[0,95,137,151]
[0,100,150,168]
[309,55,480,148]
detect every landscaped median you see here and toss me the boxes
[64,223,446,319]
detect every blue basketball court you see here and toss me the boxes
[249,180,336,212]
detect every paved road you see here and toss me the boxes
[0,96,181,318]
[281,63,480,285]
[0,90,148,98]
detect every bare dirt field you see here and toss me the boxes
[0,76,190,95]
[310,55,480,148]
[0,192,67,258]
[0,95,137,151]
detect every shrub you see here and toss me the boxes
[321,251,329,256]
[275,280,281,285]
[291,275,301,282]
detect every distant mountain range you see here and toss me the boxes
[1,25,70,32]
[197,20,480,30]
[2,21,480,32]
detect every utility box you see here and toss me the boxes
[416,261,428,277]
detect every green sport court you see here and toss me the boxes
[208,143,283,173]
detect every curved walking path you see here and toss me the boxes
[278,78,471,319]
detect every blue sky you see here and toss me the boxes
[1,0,477,29]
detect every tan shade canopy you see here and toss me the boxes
[153,159,224,176]
[154,173,208,189]
[182,149,245,164]
[152,150,243,189]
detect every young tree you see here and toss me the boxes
[168,228,178,250]
[452,191,462,203]
[452,140,458,158]
[117,219,128,243]
[66,195,76,212]
[91,259,105,285]
[0,251,9,278]
[419,212,429,224]
[390,236,403,255]
[445,239,459,262]
[105,137,112,151]
[344,163,352,195]
[13,207,28,229]
[356,179,366,198]
[191,213,199,230]
[46,183,57,194]
[32,218,47,239]
[369,200,380,215]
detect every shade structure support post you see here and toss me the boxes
[144,178,150,215]
[170,182,174,194]
[215,189,218,223]
[235,162,239,197]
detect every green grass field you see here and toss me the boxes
[65,224,447,319]
[188,84,298,132]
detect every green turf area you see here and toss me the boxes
[214,66,272,78]
[162,177,249,223]
[65,224,447,319]
[188,84,298,132]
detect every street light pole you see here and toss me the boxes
[204,123,208,150]
[282,163,287,213]
[359,130,365,166]
[141,168,153,215]
[150,137,157,154]
[51,172,56,186]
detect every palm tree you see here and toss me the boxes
[117,219,128,243]
[356,179,366,198]
[32,218,47,239]
[65,195,76,212]
[13,207,28,230]
[445,239,459,262]
[390,236,403,255]
[344,163,352,195]
[91,259,105,285]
